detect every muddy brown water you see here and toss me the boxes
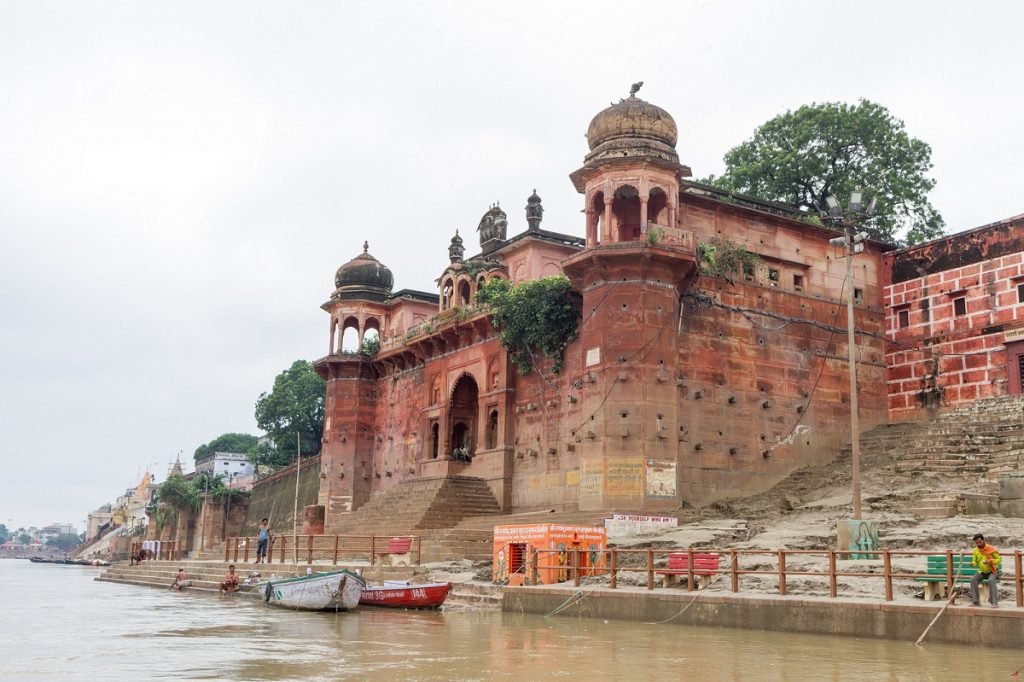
[1,560,1021,680]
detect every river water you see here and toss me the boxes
[1,560,1021,681]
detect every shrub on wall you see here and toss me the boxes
[477,275,580,375]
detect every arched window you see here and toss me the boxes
[458,280,471,306]
[613,185,641,241]
[648,187,669,226]
[430,422,440,459]
[341,316,360,352]
[486,409,499,449]
[441,279,454,310]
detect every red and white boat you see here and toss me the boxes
[359,580,452,609]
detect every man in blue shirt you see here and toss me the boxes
[256,518,272,564]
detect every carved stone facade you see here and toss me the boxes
[314,92,1024,519]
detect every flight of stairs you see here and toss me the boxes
[854,396,1024,484]
[324,476,503,536]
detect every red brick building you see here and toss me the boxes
[884,215,1024,420]
[315,92,1019,520]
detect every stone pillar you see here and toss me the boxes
[640,197,649,231]
[603,197,614,243]
[586,208,597,245]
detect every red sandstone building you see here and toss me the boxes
[884,215,1024,420]
[313,92,1024,521]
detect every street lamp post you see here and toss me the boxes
[825,192,875,521]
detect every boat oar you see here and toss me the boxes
[915,553,965,646]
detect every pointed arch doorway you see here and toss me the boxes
[449,374,479,461]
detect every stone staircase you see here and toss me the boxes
[844,396,1024,518]
[854,396,1024,485]
[96,559,505,610]
[325,476,503,536]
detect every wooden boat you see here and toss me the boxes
[263,569,365,611]
[359,580,452,609]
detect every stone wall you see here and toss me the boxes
[241,456,321,536]
[885,216,1024,420]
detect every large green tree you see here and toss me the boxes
[193,433,259,461]
[253,359,325,466]
[703,100,944,245]
[0,524,9,544]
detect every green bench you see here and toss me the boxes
[915,554,991,602]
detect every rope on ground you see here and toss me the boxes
[544,574,602,618]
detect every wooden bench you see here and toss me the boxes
[375,537,413,566]
[914,554,990,601]
[656,552,721,589]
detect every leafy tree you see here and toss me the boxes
[477,276,580,375]
[702,100,944,245]
[156,472,200,512]
[0,524,9,544]
[18,533,32,545]
[254,360,325,463]
[46,533,78,553]
[190,472,248,502]
[194,433,259,462]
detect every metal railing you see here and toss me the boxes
[130,540,180,562]
[222,534,422,566]
[526,547,1024,607]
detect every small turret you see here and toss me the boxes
[526,189,543,232]
[448,230,465,263]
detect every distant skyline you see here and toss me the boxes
[3,1,1024,527]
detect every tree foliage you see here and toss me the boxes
[358,335,381,356]
[156,473,200,512]
[697,238,763,284]
[477,276,580,375]
[0,524,9,545]
[193,433,259,462]
[703,100,944,245]
[46,533,79,553]
[254,360,325,463]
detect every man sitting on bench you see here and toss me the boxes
[969,533,1001,608]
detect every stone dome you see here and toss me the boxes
[334,241,393,300]
[584,94,679,164]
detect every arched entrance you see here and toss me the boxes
[449,374,479,461]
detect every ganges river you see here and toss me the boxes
[2,560,1023,681]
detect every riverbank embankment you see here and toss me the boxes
[504,583,1024,649]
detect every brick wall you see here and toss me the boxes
[885,216,1024,420]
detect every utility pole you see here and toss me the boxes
[825,192,874,521]
[293,432,301,542]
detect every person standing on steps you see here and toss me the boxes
[256,518,272,564]
[969,533,1001,607]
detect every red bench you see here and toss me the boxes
[656,552,721,589]
[374,537,414,566]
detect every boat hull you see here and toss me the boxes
[359,581,452,609]
[264,570,366,611]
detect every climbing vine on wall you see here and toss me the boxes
[697,237,763,284]
[477,275,580,375]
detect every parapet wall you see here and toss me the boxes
[505,586,1024,649]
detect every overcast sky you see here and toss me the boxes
[2,1,1021,530]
